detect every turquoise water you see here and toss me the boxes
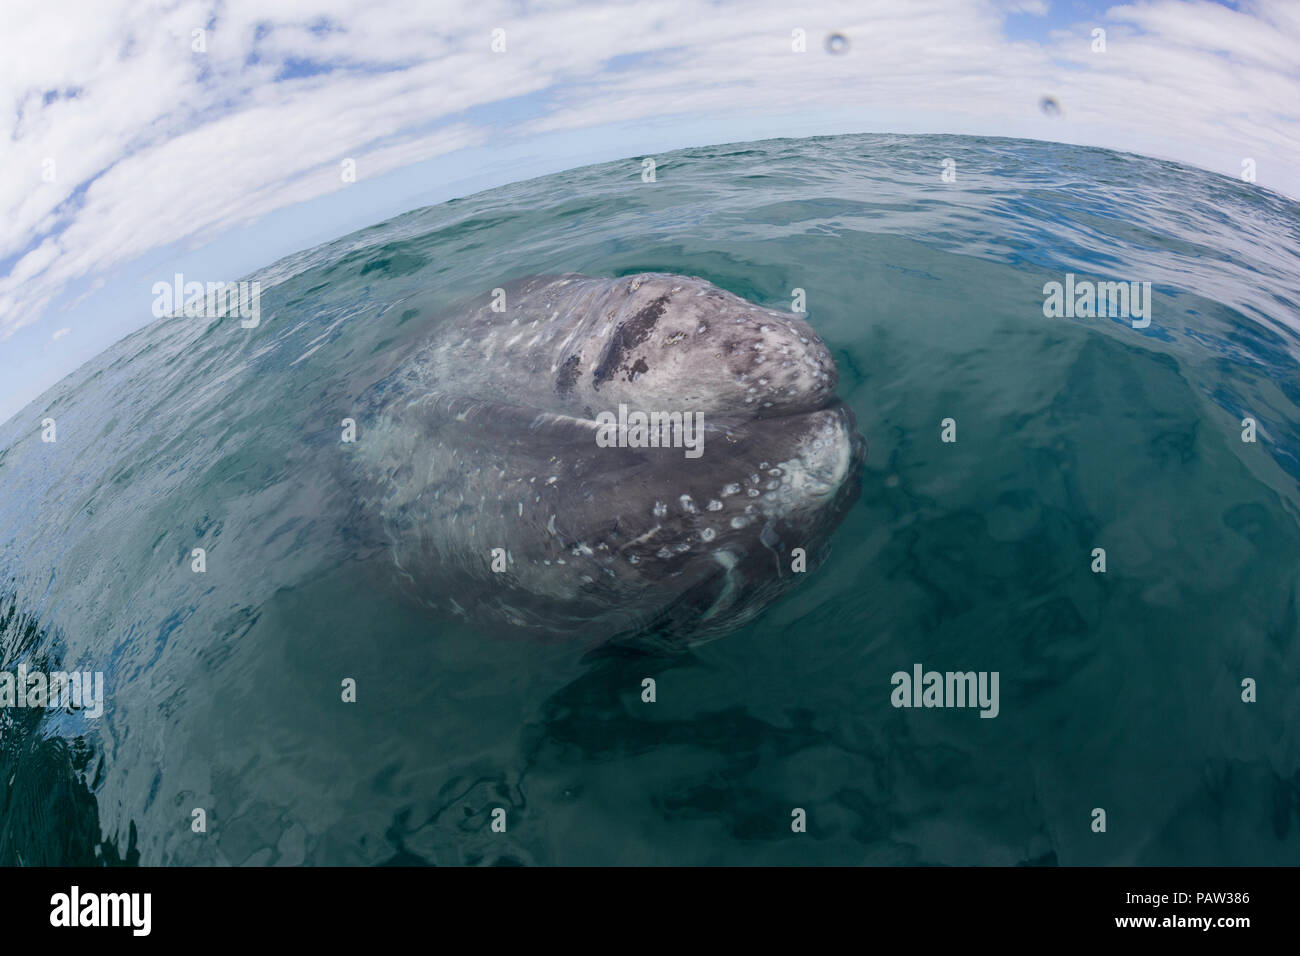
[1,132,1298,865]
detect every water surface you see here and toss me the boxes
[1,132,1298,865]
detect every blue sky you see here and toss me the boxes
[1,0,1297,425]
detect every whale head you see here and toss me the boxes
[344,273,865,645]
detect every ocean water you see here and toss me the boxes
[1,132,1298,866]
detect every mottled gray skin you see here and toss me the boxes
[342,273,865,645]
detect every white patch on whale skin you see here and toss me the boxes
[763,411,854,518]
[624,525,662,549]
[698,549,740,621]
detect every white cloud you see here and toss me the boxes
[51,327,70,340]
[995,0,1049,13]
[0,0,1296,340]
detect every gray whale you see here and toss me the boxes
[342,273,865,644]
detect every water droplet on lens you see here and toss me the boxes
[1039,95,1061,117]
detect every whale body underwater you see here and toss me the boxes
[341,273,865,645]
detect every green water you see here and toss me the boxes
[1,133,1297,865]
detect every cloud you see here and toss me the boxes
[50,327,70,341]
[0,0,1297,340]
